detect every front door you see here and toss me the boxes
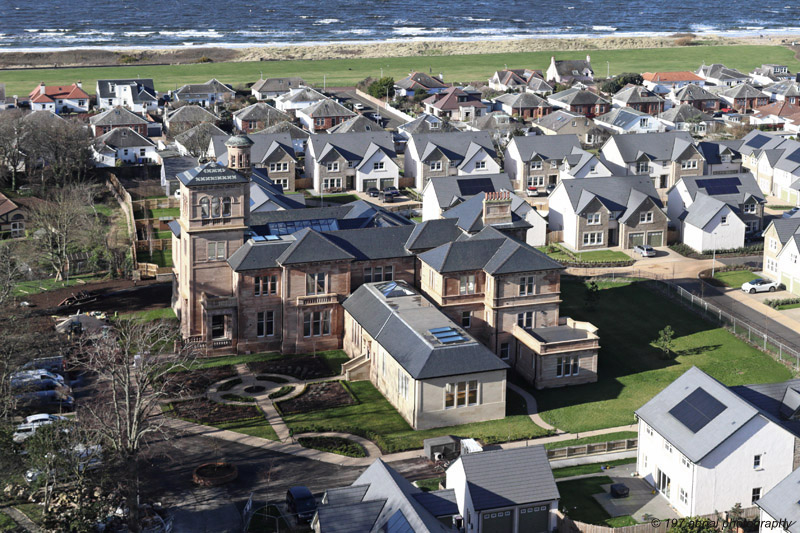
[211,315,226,340]
[608,229,618,247]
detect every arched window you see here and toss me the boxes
[222,197,232,217]
[211,197,221,217]
[200,197,210,218]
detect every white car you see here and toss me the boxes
[12,370,65,384]
[353,102,365,111]
[13,414,67,443]
[741,278,780,294]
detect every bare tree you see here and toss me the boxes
[0,241,23,307]
[76,318,195,532]
[0,109,28,191]
[21,116,92,189]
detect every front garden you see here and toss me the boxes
[533,280,793,433]
[557,476,637,527]
[537,244,633,266]
[710,269,756,288]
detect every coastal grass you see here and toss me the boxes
[558,476,637,527]
[282,381,548,453]
[1,45,796,96]
[534,280,792,433]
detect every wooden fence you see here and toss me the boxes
[557,506,760,533]
[136,238,172,251]
[547,438,637,460]
[547,231,564,244]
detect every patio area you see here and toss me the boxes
[592,470,680,522]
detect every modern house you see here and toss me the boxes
[258,121,310,156]
[92,127,158,167]
[494,92,552,120]
[761,215,800,295]
[696,64,750,87]
[599,131,703,189]
[422,87,488,122]
[612,85,666,115]
[89,106,149,137]
[546,55,593,84]
[296,99,357,133]
[755,467,800,533]
[405,131,499,190]
[328,114,386,134]
[488,69,533,92]
[250,77,305,100]
[636,366,800,517]
[95,78,157,113]
[342,281,509,430]
[232,102,289,133]
[548,175,667,250]
[548,88,610,118]
[763,80,800,103]
[396,114,458,140]
[532,110,609,149]
[394,72,449,97]
[642,71,705,95]
[594,108,664,135]
[667,173,765,252]
[503,134,581,192]
[172,79,236,107]
[421,173,513,221]
[734,130,800,202]
[306,132,398,192]
[750,64,793,85]
[446,446,559,533]
[28,82,90,114]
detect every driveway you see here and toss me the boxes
[327,89,405,129]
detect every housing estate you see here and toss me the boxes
[405,131,499,190]
[493,92,552,120]
[547,88,610,118]
[89,106,149,137]
[421,173,513,221]
[306,132,398,193]
[422,87,488,122]
[232,102,289,133]
[394,72,448,97]
[296,99,357,133]
[172,79,236,107]
[733,131,800,204]
[92,127,158,167]
[612,85,665,115]
[28,82,90,114]
[208,133,299,190]
[503,134,581,192]
[95,78,157,112]
[761,214,800,296]
[642,71,705,95]
[250,77,305,100]
[532,110,609,149]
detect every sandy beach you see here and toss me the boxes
[1,34,799,70]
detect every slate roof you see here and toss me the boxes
[343,281,508,380]
[695,141,739,165]
[251,77,305,94]
[309,132,395,163]
[674,84,719,102]
[419,230,562,274]
[456,445,559,511]
[411,490,459,518]
[275,227,355,264]
[550,88,608,107]
[90,106,148,126]
[495,92,551,109]
[595,107,653,129]
[233,102,289,124]
[176,161,249,187]
[730,378,800,438]
[682,194,729,229]
[411,131,496,163]
[721,83,766,99]
[249,169,306,211]
[300,98,356,118]
[603,130,696,163]
[276,87,327,105]
[95,127,154,150]
[560,175,663,216]
[755,467,800,533]
[635,366,759,463]
[315,499,386,533]
[227,238,294,271]
[613,85,664,105]
[322,226,415,261]
[167,220,181,238]
[442,191,531,233]
[166,105,219,125]
[534,110,588,132]
[678,173,764,209]
[765,217,800,245]
[210,132,296,165]
[527,77,554,93]
[175,122,226,149]
[328,114,385,134]
[96,78,156,102]
[404,219,464,252]
[396,72,448,91]
[257,120,310,140]
[399,114,459,135]
[426,173,513,209]
[737,131,800,174]
[552,58,593,78]
[175,78,235,98]
[698,63,749,82]
[509,134,581,162]
[764,80,800,98]
[323,485,371,506]
[658,104,714,124]
[423,86,487,111]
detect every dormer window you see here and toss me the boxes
[721,154,731,163]
[430,121,441,129]
[430,161,442,171]
[586,212,601,225]
[640,211,654,223]
[475,161,486,170]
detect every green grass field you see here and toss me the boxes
[0,511,17,532]
[282,381,548,453]
[534,280,792,433]
[713,270,756,288]
[558,476,638,527]
[0,45,796,96]
[136,248,172,267]
[120,307,177,321]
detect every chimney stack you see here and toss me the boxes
[76,80,82,88]
[39,82,46,96]
[482,190,513,227]
[586,54,591,63]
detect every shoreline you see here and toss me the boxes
[1,34,799,70]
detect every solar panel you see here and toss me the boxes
[786,149,800,165]
[747,134,770,149]
[668,387,727,433]
[705,184,740,196]
[457,178,495,197]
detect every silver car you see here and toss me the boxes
[633,245,656,257]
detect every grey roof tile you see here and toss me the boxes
[755,467,800,533]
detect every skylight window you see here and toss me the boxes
[429,327,467,344]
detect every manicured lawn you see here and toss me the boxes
[713,270,756,288]
[282,381,548,453]
[416,477,445,492]
[1,45,796,96]
[534,281,793,433]
[215,417,279,440]
[120,307,177,321]
[552,458,637,479]
[136,249,172,267]
[537,245,631,264]
[13,274,105,297]
[558,476,637,527]
[777,302,800,310]
[312,193,360,205]
[191,350,348,375]
[544,431,638,450]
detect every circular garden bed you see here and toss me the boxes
[193,462,238,486]
[243,385,266,394]
[171,398,262,424]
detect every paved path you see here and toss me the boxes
[1,506,41,532]
[507,382,556,431]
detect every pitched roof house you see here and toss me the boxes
[0,191,26,239]
[405,131,500,190]
[89,106,149,137]
[394,72,448,97]
[92,127,158,167]
[763,80,800,103]
[612,85,665,115]
[762,214,800,296]
[208,132,298,190]
[396,114,458,140]
[734,130,800,199]
[750,64,793,85]
[671,84,720,112]
[175,122,227,158]
[696,63,750,86]
[667,173,765,251]
[657,104,717,135]
[274,86,328,113]
[719,84,770,113]
[488,69,545,92]
[28,82,90,114]
[257,120,310,155]
[250,76,305,100]
[306,132,398,192]
[232,102,290,133]
[503,134,581,191]
[421,173,513,221]
[547,88,610,118]
[494,92,552,120]
[642,71,705,94]
[533,110,609,148]
[594,107,664,135]
[755,467,800,533]
[636,366,800,517]
[328,114,386,134]
[548,175,667,250]
[296,99,357,133]
[173,78,235,107]
[164,105,219,133]
[422,86,488,121]
[96,78,157,112]
[546,55,594,84]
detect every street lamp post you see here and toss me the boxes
[711,232,717,277]
[607,61,610,78]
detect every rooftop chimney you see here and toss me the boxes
[39,82,46,96]
[482,190,513,227]
[586,55,591,63]
[76,80,82,88]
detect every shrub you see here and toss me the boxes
[764,297,800,309]
[217,378,242,392]
[196,56,213,63]
[675,36,694,46]
[118,54,140,64]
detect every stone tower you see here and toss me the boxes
[225,134,254,174]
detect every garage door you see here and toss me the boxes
[647,231,663,247]
[482,510,514,533]
[628,232,644,248]
[362,179,377,192]
[519,506,550,533]
[380,178,395,189]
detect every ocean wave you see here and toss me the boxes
[592,25,617,31]
[690,23,718,32]
[332,29,376,35]
[393,26,450,35]
[159,30,224,38]
[464,16,491,21]
[124,31,156,36]
[315,19,341,25]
